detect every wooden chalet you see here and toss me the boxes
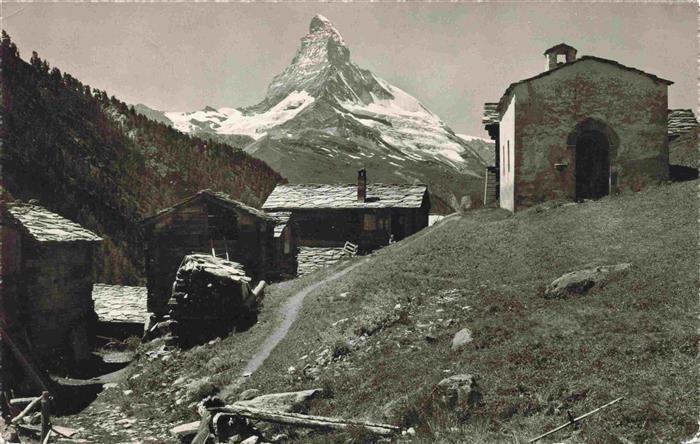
[262,169,430,252]
[1,202,101,379]
[142,190,279,318]
[267,211,299,280]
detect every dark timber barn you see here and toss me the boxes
[142,190,280,318]
[262,170,430,252]
[267,211,299,279]
[483,43,673,211]
[1,202,101,378]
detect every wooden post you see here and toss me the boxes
[40,391,51,442]
[528,397,624,443]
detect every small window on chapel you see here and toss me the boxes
[507,140,511,173]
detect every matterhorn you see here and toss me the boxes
[155,15,492,210]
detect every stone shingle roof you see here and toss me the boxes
[544,43,577,55]
[5,203,102,243]
[142,189,274,225]
[266,211,292,238]
[482,103,500,126]
[92,284,148,324]
[668,109,698,137]
[497,55,673,113]
[262,184,428,210]
[179,254,251,283]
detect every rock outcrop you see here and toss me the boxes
[545,263,631,298]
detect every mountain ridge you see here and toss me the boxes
[151,15,493,211]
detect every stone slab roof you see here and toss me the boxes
[6,203,102,243]
[262,184,428,210]
[267,211,292,238]
[482,103,500,126]
[92,284,148,324]
[668,109,698,137]
[142,189,274,225]
[179,254,251,283]
[544,43,577,55]
[497,55,673,114]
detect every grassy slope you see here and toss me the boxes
[102,180,697,443]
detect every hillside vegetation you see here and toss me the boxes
[0,32,283,283]
[100,180,697,443]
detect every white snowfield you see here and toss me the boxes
[164,91,315,140]
[457,133,492,143]
[340,77,478,170]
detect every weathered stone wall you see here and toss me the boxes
[1,223,22,330]
[22,242,96,366]
[510,59,669,209]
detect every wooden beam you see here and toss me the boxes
[9,397,40,406]
[10,395,42,425]
[210,405,401,437]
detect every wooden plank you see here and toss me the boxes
[210,405,400,436]
[10,395,42,424]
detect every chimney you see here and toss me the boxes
[544,43,577,71]
[357,168,367,202]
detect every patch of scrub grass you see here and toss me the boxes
[95,180,698,443]
[245,180,699,443]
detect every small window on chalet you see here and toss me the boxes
[284,229,291,254]
[363,213,377,231]
[207,206,238,240]
[556,54,566,64]
[380,217,389,231]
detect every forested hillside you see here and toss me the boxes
[0,32,284,284]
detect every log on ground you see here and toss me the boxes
[210,404,401,436]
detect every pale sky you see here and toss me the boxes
[2,2,696,137]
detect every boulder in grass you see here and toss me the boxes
[170,421,200,442]
[545,263,631,298]
[436,374,481,409]
[451,328,473,351]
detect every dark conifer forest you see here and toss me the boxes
[0,31,284,284]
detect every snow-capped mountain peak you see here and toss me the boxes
[157,15,492,210]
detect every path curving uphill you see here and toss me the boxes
[242,258,368,375]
